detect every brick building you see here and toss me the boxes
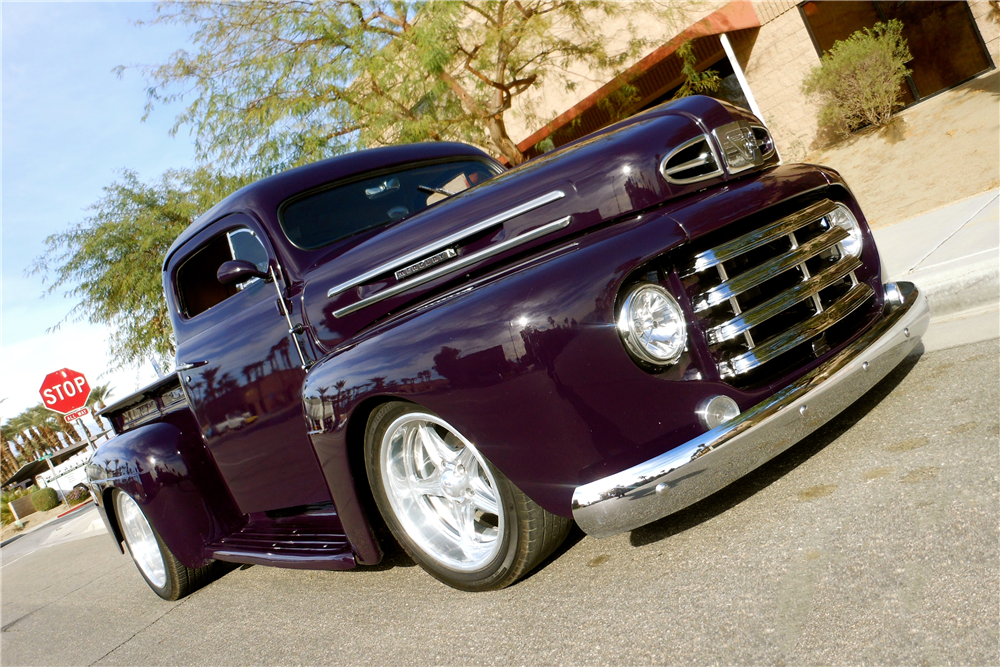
[515,1,998,161]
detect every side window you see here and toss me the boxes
[176,228,270,318]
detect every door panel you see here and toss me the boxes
[174,214,332,514]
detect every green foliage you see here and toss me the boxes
[66,486,91,506]
[140,1,683,169]
[31,168,250,369]
[802,20,911,136]
[31,487,60,512]
[1,486,36,525]
[672,40,721,100]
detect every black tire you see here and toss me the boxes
[112,490,216,601]
[365,401,571,591]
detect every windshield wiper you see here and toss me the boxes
[417,184,456,198]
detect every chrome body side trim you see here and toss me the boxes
[333,216,572,318]
[571,282,929,538]
[326,190,566,298]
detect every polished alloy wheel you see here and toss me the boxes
[115,492,167,588]
[380,413,503,571]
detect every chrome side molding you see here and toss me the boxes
[327,190,566,299]
[333,216,573,318]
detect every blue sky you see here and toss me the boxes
[2,1,197,427]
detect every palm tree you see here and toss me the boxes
[1,427,20,480]
[25,405,63,453]
[7,413,41,461]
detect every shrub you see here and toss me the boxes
[802,20,911,137]
[31,487,60,512]
[66,486,91,506]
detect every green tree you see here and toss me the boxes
[82,383,116,438]
[671,39,721,100]
[140,0,681,169]
[31,168,249,369]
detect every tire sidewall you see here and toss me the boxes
[365,402,521,591]
[113,489,180,600]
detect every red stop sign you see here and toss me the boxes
[39,368,92,414]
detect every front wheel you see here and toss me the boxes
[365,402,571,591]
[113,490,216,600]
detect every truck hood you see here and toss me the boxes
[304,96,779,350]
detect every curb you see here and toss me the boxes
[907,256,1000,318]
[57,499,94,518]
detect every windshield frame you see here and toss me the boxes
[276,156,503,251]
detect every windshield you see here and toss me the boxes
[279,159,500,250]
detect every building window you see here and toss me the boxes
[799,1,994,104]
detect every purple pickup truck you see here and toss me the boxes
[88,96,928,598]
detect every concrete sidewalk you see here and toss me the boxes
[874,189,999,318]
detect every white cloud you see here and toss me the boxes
[0,320,159,429]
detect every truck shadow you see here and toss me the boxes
[627,345,924,548]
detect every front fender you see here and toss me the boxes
[303,165,865,520]
[86,410,243,568]
[304,202,690,519]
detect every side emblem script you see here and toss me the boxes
[395,248,458,281]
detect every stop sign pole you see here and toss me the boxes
[39,368,97,455]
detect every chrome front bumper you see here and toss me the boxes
[572,281,930,537]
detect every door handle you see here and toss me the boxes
[176,360,209,373]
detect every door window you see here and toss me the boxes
[176,228,270,318]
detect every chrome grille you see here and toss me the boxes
[681,199,874,381]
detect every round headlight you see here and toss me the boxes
[829,205,863,258]
[617,283,687,365]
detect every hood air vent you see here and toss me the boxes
[751,125,775,159]
[660,135,723,185]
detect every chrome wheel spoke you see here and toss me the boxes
[380,411,505,572]
[471,477,499,516]
[451,500,479,552]
[418,425,458,465]
[408,471,443,498]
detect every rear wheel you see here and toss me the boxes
[365,402,571,591]
[113,490,215,600]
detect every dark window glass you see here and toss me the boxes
[800,1,992,104]
[879,1,993,99]
[176,228,269,318]
[279,159,500,250]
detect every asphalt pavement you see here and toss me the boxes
[1,338,996,665]
[1,188,997,666]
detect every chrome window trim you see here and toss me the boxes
[326,190,566,298]
[659,135,723,185]
[333,216,572,318]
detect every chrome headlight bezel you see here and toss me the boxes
[616,283,688,366]
[829,204,864,258]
